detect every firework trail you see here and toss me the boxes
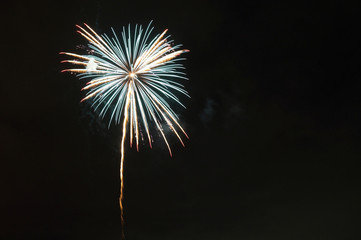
[60,22,189,238]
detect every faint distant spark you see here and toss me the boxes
[60,22,189,238]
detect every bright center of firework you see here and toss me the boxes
[129,72,136,78]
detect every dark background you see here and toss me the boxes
[2,1,360,239]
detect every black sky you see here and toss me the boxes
[2,1,361,240]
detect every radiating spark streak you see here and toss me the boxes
[136,80,186,144]
[134,31,168,68]
[59,52,91,60]
[133,85,152,147]
[82,76,119,90]
[60,22,189,240]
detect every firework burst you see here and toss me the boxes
[60,22,189,238]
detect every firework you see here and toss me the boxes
[60,22,189,238]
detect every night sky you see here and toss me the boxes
[2,1,361,239]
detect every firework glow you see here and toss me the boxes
[60,22,189,238]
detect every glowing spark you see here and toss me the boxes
[60,22,189,239]
[86,58,98,71]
